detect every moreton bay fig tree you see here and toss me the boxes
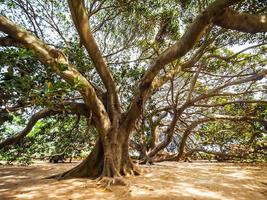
[0,0,266,185]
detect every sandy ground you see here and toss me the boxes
[0,161,266,200]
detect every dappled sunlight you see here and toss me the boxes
[183,187,226,199]
[226,171,251,179]
[127,162,267,200]
[260,15,266,23]
[0,162,266,200]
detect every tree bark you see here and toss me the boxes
[57,126,140,180]
[0,103,92,150]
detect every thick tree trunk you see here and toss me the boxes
[57,128,140,180]
[57,139,104,179]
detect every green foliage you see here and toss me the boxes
[58,63,68,71]
[0,115,96,165]
[0,0,266,164]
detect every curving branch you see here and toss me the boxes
[145,69,267,160]
[184,148,241,159]
[0,109,61,149]
[214,8,267,33]
[124,0,267,130]
[154,114,267,162]
[124,0,242,130]
[149,112,168,149]
[174,114,267,161]
[151,26,223,92]
[0,102,92,149]
[68,0,121,119]
[0,14,111,133]
[206,42,267,62]
[194,69,267,102]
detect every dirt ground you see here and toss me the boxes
[0,161,266,200]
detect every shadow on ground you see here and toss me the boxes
[0,161,266,200]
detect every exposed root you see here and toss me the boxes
[56,170,72,180]
[139,156,154,165]
[44,174,60,179]
[121,159,142,176]
[44,168,76,180]
[132,162,142,175]
[96,176,129,191]
[122,165,141,176]
[45,161,99,180]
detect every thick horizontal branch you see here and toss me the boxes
[214,8,267,33]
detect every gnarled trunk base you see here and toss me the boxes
[54,138,140,182]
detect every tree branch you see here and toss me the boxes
[214,8,267,33]
[194,69,267,102]
[0,36,24,47]
[194,100,267,108]
[0,109,60,149]
[0,102,92,149]
[124,0,242,130]
[175,114,267,160]
[0,15,111,133]
[68,0,121,118]
[145,68,267,160]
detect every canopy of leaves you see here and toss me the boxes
[0,0,266,164]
